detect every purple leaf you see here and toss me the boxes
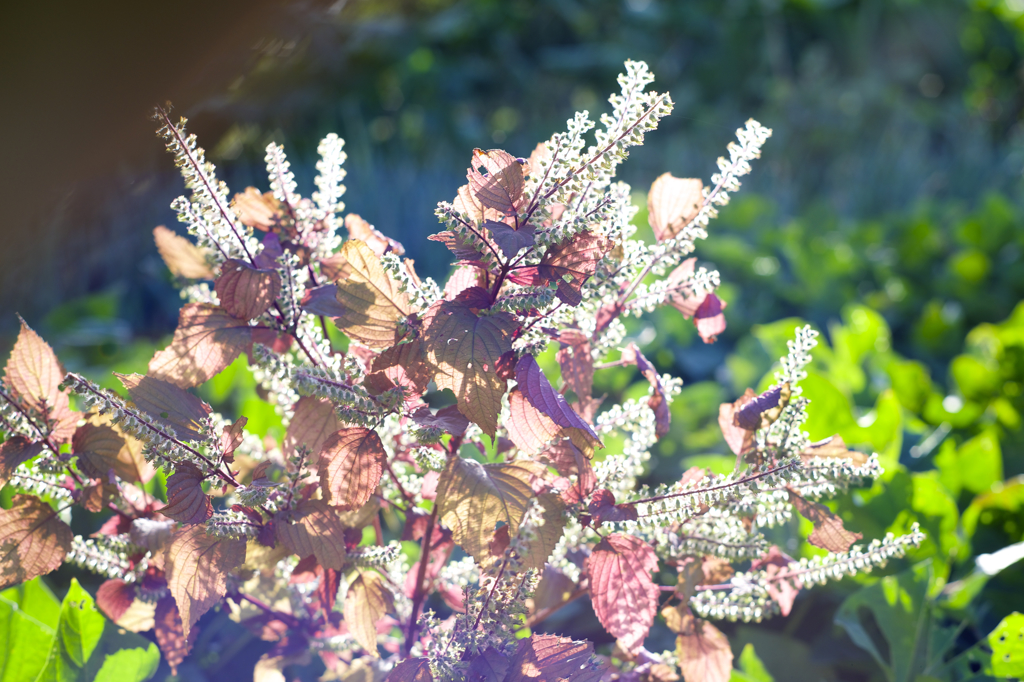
[734,384,783,430]
[515,355,601,445]
[301,284,347,318]
[484,221,536,259]
[409,404,470,437]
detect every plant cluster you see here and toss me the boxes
[0,62,925,680]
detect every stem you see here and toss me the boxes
[382,458,414,506]
[238,593,302,629]
[472,554,510,631]
[405,502,439,654]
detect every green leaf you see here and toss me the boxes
[37,578,107,682]
[0,578,60,682]
[835,562,938,682]
[988,612,1024,678]
[729,644,773,682]
[936,430,1002,498]
[92,645,159,682]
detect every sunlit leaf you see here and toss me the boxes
[274,499,347,570]
[346,214,405,256]
[154,596,193,675]
[283,396,341,468]
[116,373,212,442]
[507,388,561,455]
[74,414,154,484]
[0,436,44,487]
[506,634,604,682]
[520,493,566,570]
[535,231,612,306]
[587,533,659,653]
[344,571,394,657]
[694,293,727,343]
[467,149,526,216]
[422,301,517,437]
[318,428,385,510]
[386,658,432,681]
[333,239,413,348]
[215,259,282,321]
[676,618,732,682]
[164,525,246,639]
[788,490,863,553]
[148,303,256,388]
[161,462,213,525]
[4,318,76,441]
[0,494,73,590]
[648,173,703,242]
[435,456,535,563]
[153,225,214,279]
[515,355,601,447]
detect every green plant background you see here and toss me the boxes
[3,0,1024,680]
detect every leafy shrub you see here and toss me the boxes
[3,60,1014,681]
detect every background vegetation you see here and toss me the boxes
[3,0,1024,680]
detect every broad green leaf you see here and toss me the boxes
[333,239,412,348]
[951,354,1001,403]
[0,578,60,682]
[435,457,535,564]
[835,561,937,682]
[729,644,774,682]
[422,301,517,437]
[886,359,933,414]
[936,430,1002,498]
[92,644,159,682]
[0,495,73,591]
[37,578,106,682]
[164,525,246,639]
[989,612,1024,678]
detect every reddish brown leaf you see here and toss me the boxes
[647,173,704,242]
[701,556,735,585]
[275,499,348,570]
[718,389,757,459]
[452,286,493,309]
[73,421,148,484]
[541,438,596,504]
[694,293,727,343]
[520,493,567,570]
[78,481,116,512]
[346,213,405,256]
[319,252,352,283]
[284,396,341,467]
[443,263,489,300]
[587,489,638,527]
[676,618,733,682]
[386,658,433,682]
[0,436,43,487]
[215,259,282,320]
[0,494,73,590]
[752,546,801,616]
[344,570,394,656]
[665,258,702,318]
[622,343,670,439]
[536,231,613,306]
[116,373,211,442]
[148,303,256,388]
[233,187,284,230]
[153,225,214,279]
[788,490,863,553]
[333,239,412,349]
[429,230,486,261]
[468,149,526,216]
[155,595,195,675]
[220,417,248,462]
[318,427,385,510]
[587,533,660,653]
[421,300,518,437]
[556,332,594,407]
[507,388,562,455]
[97,578,136,622]
[800,434,869,466]
[162,462,213,525]
[164,525,246,639]
[516,355,601,447]
[507,634,604,682]
[409,405,470,437]
[4,317,65,414]
[372,338,433,397]
[435,457,535,564]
